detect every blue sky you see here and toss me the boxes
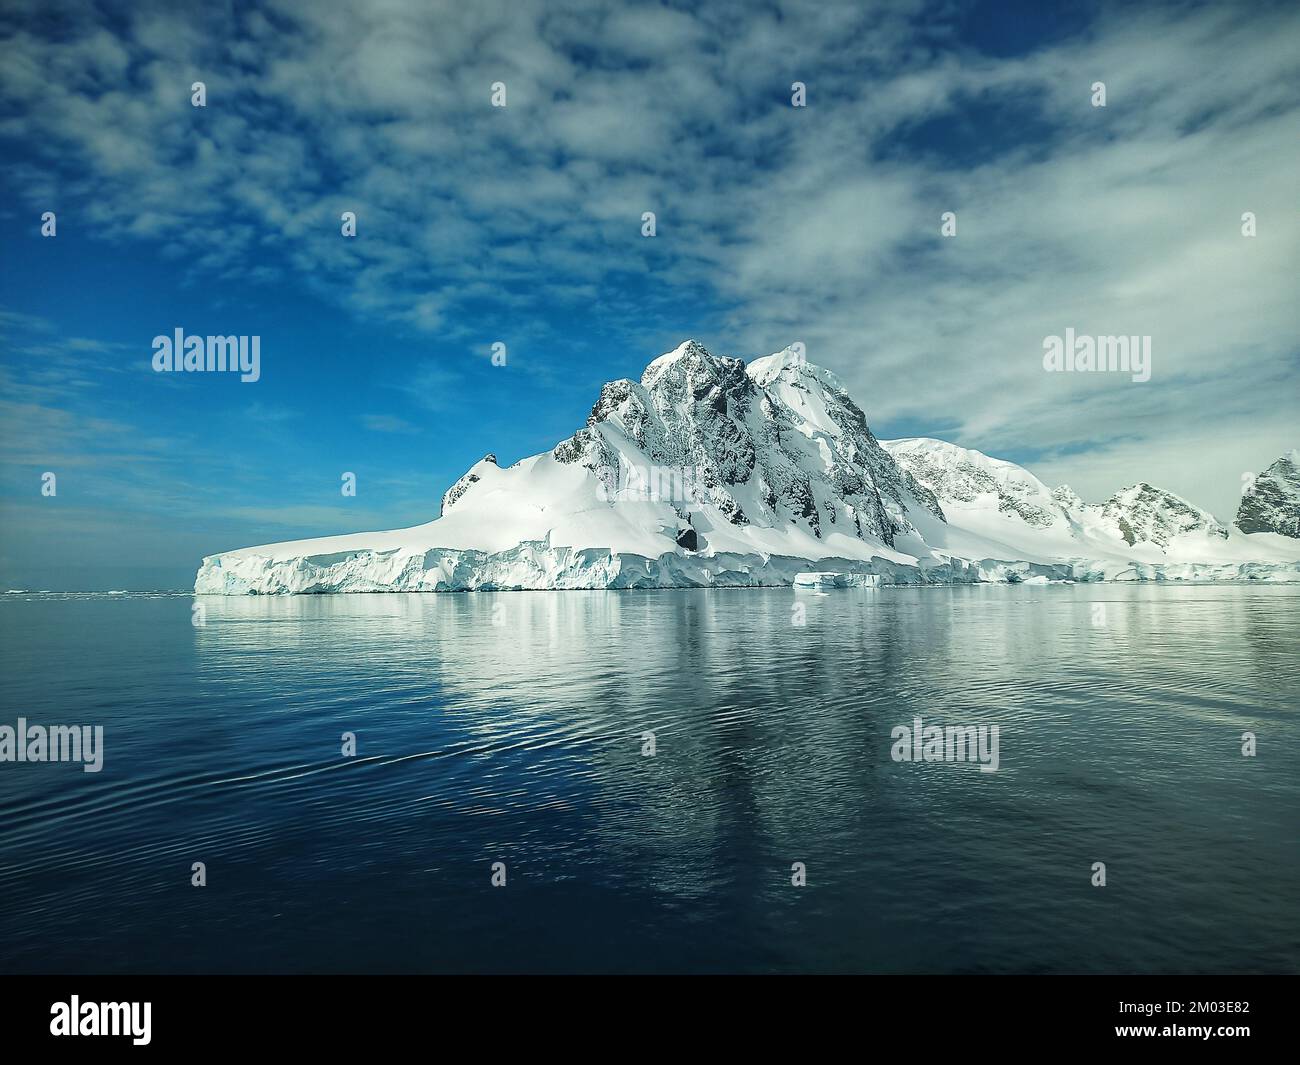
[1,0,1297,589]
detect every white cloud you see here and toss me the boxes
[0,0,1295,521]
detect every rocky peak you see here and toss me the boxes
[1236,450,1300,537]
[1097,482,1228,546]
[552,340,942,546]
[641,338,707,378]
[440,453,499,516]
[1051,484,1085,513]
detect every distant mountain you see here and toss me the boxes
[1094,482,1227,547]
[884,442,1231,552]
[196,342,1300,593]
[881,437,1061,529]
[1236,451,1300,538]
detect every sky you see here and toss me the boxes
[1,0,1297,589]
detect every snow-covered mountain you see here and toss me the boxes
[1236,450,1300,538]
[1093,482,1228,547]
[551,341,943,549]
[884,437,1282,572]
[195,341,1300,593]
[882,437,1061,529]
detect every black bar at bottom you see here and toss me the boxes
[0,975,1287,1052]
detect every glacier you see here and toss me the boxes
[195,341,1300,593]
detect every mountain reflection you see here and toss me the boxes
[174,585,1300,970]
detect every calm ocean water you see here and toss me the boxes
[0,584,1296,974]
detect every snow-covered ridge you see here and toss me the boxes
[195,342,1300,593]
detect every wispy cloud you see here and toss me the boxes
[360,413,419,435]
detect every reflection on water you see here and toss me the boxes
[0,585,1296,973]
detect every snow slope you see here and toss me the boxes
[195,342,1300,593]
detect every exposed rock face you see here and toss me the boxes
[1051,484,1085,514]
[1236,451,1300,538]
[440,454,498,516]
[1095,482,1228,547]
[553,341,942,548]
